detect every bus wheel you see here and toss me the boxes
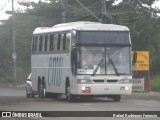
[113,95,121,102]
[26,91,30,98]
[66,84,75,102]
[42,84,46,98]
[38,83,43,98]
[38,82,46,98]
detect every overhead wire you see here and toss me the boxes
[64,0,100,22]
[1,1,154,35]
[64,0,151,24]
[74,0,101,22]
[0,2,8,11]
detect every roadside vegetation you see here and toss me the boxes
[151,75,160,92]
[0,0,160,91]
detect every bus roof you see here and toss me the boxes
[33,21,129,35]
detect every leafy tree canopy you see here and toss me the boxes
[0,0,160,83]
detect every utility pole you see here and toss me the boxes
[11,0,17,85]
[101,0,113,23]
[60,0,65,23]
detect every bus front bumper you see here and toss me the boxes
[75,84,132,95]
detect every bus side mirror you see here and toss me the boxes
[132,51,137,65]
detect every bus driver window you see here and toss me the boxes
[81,55,93,69]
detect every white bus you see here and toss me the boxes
[31,21,133,102]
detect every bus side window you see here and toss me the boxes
[57,34,61,51]
[32,36,35,52]
[39,35,43,52]
[44,35,48,51]
[66,33,70,51]
[49,34,54,51]
[60,34,64,51]
[35,36,37,52]
[63,33,66,51]
[32,36,37,52]
[47,35,50,51]
[54,34,58,51]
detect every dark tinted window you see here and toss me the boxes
[34,36,37,52]
[78,31,130,44]
[57,34,61,51]
[44,35,48,51]
[66,33,70,50]
[63,33,66,50]
[50,34,54,51]
[39,35,43,51]
[32,37,35,52]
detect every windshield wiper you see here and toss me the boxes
[92,59,103,76]
[108,58,120,76]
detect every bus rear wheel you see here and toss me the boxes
[38,82,46,98]
[26,91,31,98]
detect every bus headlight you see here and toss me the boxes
[119,79,132,84]
[125,86,129,90]
[77,79,93,84]
[120,86,129,90]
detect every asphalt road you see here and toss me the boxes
[0,86,160,120]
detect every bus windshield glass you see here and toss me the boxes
[77,47,131,75]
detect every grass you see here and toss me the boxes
[151,75,160,92]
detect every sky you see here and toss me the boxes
[0,0,39,20]
[0,0,160,20]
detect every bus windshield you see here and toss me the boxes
[77,47,131,75]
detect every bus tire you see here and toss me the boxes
[38,82,43,98]
[42,87,46,98]
[38,78,46,98]
[26,92,30,98]
[42,79,46,98]
[66,83,75,102]
[113,95,121,102]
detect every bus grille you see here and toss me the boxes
[107,80,118,83]
[93,80,104,82]
[93,79,118,83]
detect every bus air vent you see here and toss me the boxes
[93,80,104,83]
[107,80,118,83]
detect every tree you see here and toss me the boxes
[0,0,159,83]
